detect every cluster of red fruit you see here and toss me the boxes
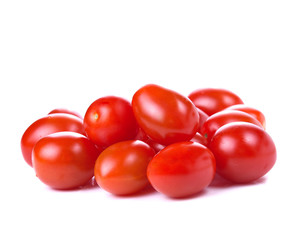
[21,84,276,198]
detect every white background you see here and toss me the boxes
[1,0,297,239]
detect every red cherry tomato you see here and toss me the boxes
[132,84,200,145]
[147,142,216,198]
[209,122,276,183]
[21,113,85,167]
[49,108,83,119]
[224,104,266,129]
[135,128,165,153]
[94,140,155,195]
[84,96,138,148]
[190,132,208,146]
[201,110,263,143]
[32,132,100,189]
[196,107,209,133]
[188,88,244,116]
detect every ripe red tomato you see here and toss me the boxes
[201,110,264,143]
[132,84,200,145]
[224,104,266,129]
[147,142,216,198]
[94,140,155,195]
[190,132,208,146]
[209,122,276,183]
[48,108,83,119]
[84,96,138,148]
[188,88,244,116]
[135,128,165,153]
[196,107,209,133]
[21,113,85,167]
[32,132,100,189]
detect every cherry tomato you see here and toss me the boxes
[132,84,200,145]
[49,108,83,119]
[196,107,209,133]
[84,96,138,148]
[209,122,276,183]
[147,141,216,198]
[21,113,85,167]
[188,88,244,116]
[94,140,155,195]
[190,132,208,146]
[201,110,263,143]
[32,132,100,189]
[135,128,165,153]
[224,104,266,129]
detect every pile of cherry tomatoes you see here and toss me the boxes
[21,84,276,198]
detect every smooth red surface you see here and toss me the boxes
[209,122,276,183]
[48,108,83,119]
[132,84,200,145]
[196,107,209,133]
[190,132,208,146]
[84,96,138,148]
[188,88,244,116]
[135,128,165,153]
[201,110,263,143]
[147,142,216,198]
[21,113,85,167]
[224,104,266,129]
[32,132,100,189]
[94,140,155,195]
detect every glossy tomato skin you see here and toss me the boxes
[132,84,200,145]
[32,132,100,190]
[188,88,244,116]
[94,140,155,195]
[84,96,138,148]
[190,132,208,146]
[147,142,216,198]
[201,110,263,143]
[224,104,266,129]
[135,128,165,153]
[49,108,83,119]
[196,107,209,133]
[209,122,276,183]
[21,113,85,167]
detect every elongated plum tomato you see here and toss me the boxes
[201,110,263,143]
[209,122,276,183]
[188,88,244,116]
[132,84,200,145]
[94,140,155,195]
[196,107,209,133]
[32,132,100,190]
[49,108,83,119]
[147,142,216,198]
[21,113,85,167]
[224,104,266,129]
[84,96,138,148]
[190,132,208,146]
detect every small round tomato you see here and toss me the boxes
[84,96,138,148]
[135,128,165,153]
[94,140,155,195]
[147,142,216,198]
[132,84,200,145]
[48,108,83,119]
[196,107,209,133]
[201,110,263,143]
[188,88,244,116]
[224,104,266,129]
[32,132,100,190]
[209,122,276,183]
[190,132,208,146]
[21,113,85,167]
